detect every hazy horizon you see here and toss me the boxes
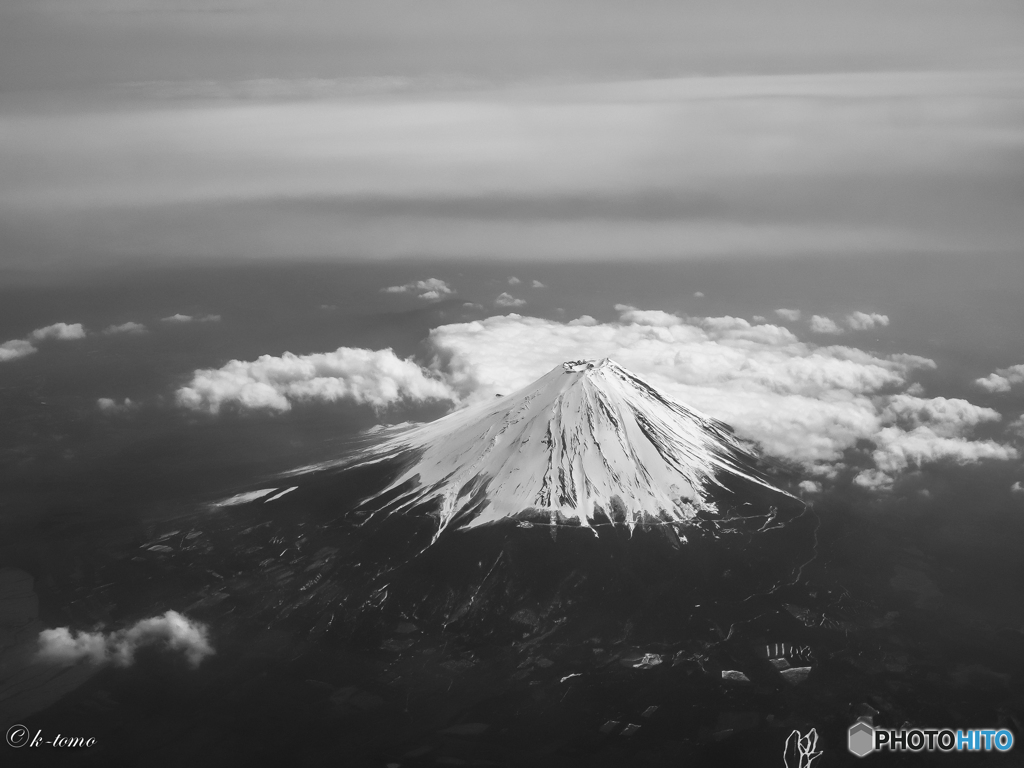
[2,1,1023,269]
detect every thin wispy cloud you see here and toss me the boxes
[103,321,147,335]
[161,314,220,323]
[775,309,801,322]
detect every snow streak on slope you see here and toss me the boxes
[352,359,790,536]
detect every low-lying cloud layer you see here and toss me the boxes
[37,611,214,668]
[177,346,455,413]
[423,308,1017,488]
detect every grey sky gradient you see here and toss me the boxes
[1,0,1022,265]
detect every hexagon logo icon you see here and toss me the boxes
[848,721,875,757]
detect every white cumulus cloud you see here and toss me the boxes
[532,280,546,289]
[103,321,147,335]
[853,469,894,491]
[775,308,802,322]
[881,394,1001,436]
[508,277,521,285]
[495,292,526,308]
[176,346,455,414]
[870,426,1016,475]
[37,611,213,668]
[809,315,843,334]
[1011,481,1024,496]
[846,311,890,330]
[30,323,86,341]
[422,308,1013,486]
[381,278,454,301]
[0,339,36,363]
[974,363,1024,394]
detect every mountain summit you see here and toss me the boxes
[354,359,789,536]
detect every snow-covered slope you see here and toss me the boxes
[353,359,789,536]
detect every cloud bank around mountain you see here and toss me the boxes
[37,611,214,668]
[170,304,1018,490]
[422,307,1016,488]
[176,346,455,414]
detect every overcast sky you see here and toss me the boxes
[1,0,1022,266]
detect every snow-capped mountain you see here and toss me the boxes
[351,359,790,536]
